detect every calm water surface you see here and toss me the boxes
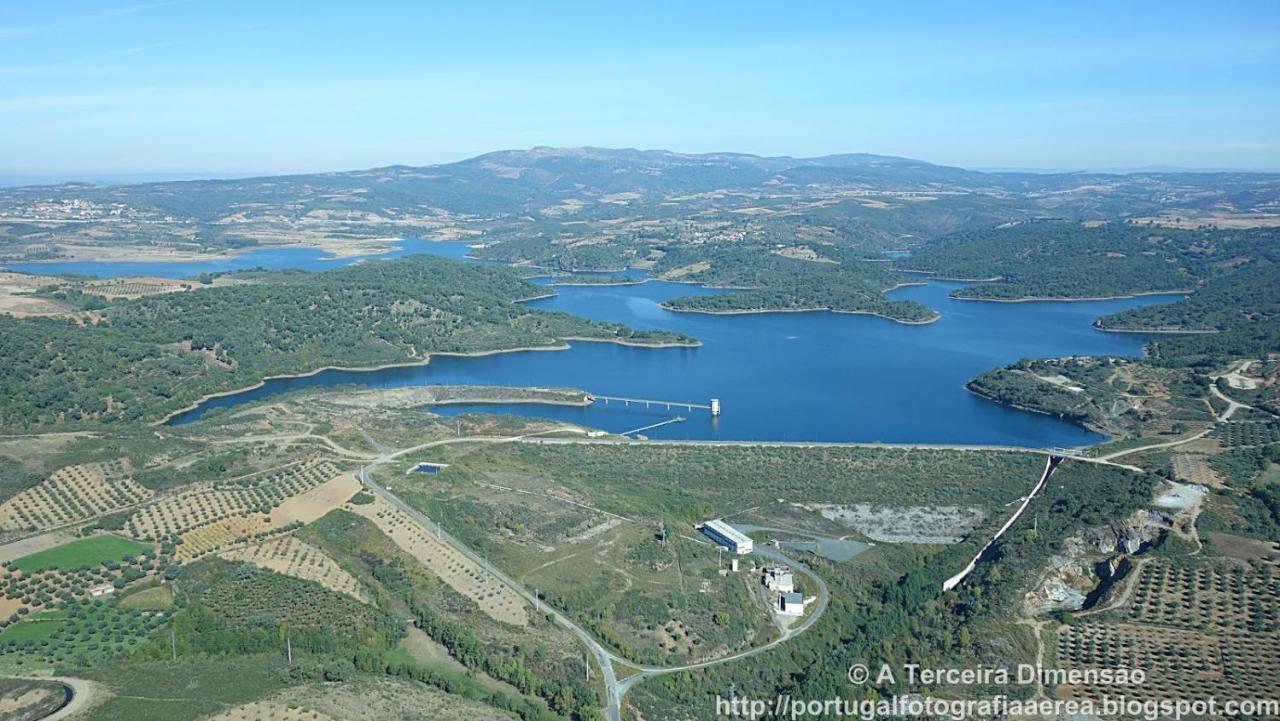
[12,240,1176,445]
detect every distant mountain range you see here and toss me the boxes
[4,147,1277,190]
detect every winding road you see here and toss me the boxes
[0,675,99,721]
[356,426,831,721]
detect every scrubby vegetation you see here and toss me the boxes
[0,256,692,430]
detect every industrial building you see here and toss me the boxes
[699,519,753,554]
[778,592,807,616]
[762,566,795,593]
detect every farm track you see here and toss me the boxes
[0,675,101,721]
[355,426,831,721]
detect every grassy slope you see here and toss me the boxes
[11,536,152,573]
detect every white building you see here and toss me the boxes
[699,519,753,555]
[778,592,806,615]
[762,567,795,593]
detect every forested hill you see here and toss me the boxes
[0,256,693,429]
[897,220,1271,300]
[1100,257,1280,367]
[653,243,937,322]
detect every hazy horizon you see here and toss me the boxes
[2,1,1277,176]
[0,148,1276,189]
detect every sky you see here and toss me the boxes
[1,1,1278,178]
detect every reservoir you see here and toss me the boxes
[9,242,1179,446]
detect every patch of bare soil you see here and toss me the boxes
[1171,453,1222,487]
[660,261,710,279]
[797,503,986,544]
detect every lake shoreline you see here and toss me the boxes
[952,289,1193,304]
[658,302,940,325]
[964,383,1115,441]
[1092,323,1219,335]
[156,335,699,425]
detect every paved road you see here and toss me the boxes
[357,426,833,721]
[0,675,99,721]
[522,436,1142,471]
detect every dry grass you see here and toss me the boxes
[220,536,367,601]
[348,495,528,626]
[127,460,341,540]
[201,701,335,721]
[175,473,359,561]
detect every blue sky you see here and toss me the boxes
[1,1,1277,177]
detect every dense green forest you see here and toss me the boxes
[1100,256,1280,330]
[1096,256,1280,367]
[653,244,937,322]
[902,221,1274,300]
[0,256,692,429]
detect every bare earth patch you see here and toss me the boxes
[1171,453,1222,487]
[661,261,711,279]
[772,246,836,263]
[797,503,986,544]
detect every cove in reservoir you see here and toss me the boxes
[133,242,1179,446]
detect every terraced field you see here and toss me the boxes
[219,536,367,601]
[126,460,342,540]
[1055,559,1280,703]
[0,459,152,534]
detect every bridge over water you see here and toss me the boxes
[587,394,720,415]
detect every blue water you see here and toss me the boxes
[156,257,1180,445]
[10,238,1178,445]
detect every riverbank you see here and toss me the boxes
[658,302,940,325]
[321,385,592,410]
[951,289,1193,303]
[157,335,698,425]
[1093,322,1218,335]
[964,382,1115,441]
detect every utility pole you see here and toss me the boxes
[286,635,293,664]
[170,628,176,662]
[585,651,591,682]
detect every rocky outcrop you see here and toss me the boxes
[1023,510,1169,617]
[1023,555,1097,615]
[1065,509,1170,556]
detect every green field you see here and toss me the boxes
[0,618,61,644]
[118,585,174,610]
[11,535,152,574]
